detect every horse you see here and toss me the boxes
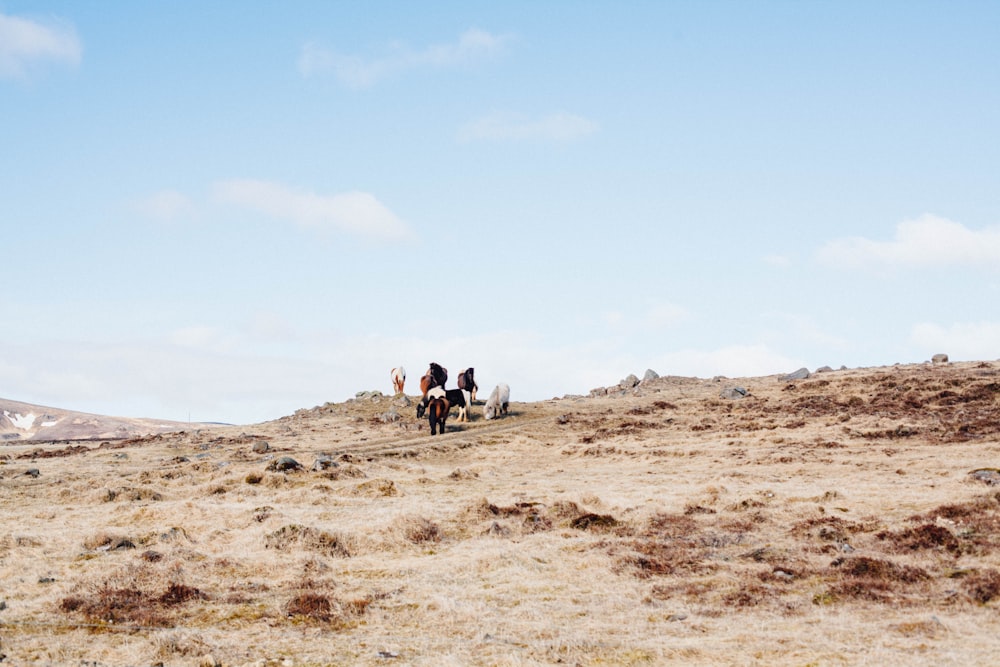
[427,362,448,389]
[427,396,450,435]
[484,383,510,420]
[390,367,406,394]
[457,368,478,403]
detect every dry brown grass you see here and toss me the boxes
[2,361,1000,665]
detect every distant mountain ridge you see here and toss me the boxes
[0,397,217,442]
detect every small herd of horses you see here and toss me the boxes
[390,364,510,435]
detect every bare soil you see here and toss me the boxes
[2,361,999,666]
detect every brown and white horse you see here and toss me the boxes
[457,368,478,403]
[390,367,406,395]
[427,396,450,435]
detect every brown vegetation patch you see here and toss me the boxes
[60,580,206,627]
[264,524,352,557]
[963,568,1000,604]
[877,523,962,554]
[399,515,443,543]
[286,592,333,621]
[17,444,91,459]
[570,513,619,531]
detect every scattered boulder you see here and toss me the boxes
[970,468,1000,486]
[720,386,748,400]
[620,374,640,390]
[642,369,660,382]
[24,468,40,478]
[781,368,811,382]
[816,366,834,373]
[311,455,339,472]
[932,353,949,364]
[267,456,303,472]
[589,387,608,398]
[251,440,270,454]
[380,408,401,423]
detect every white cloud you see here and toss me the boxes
[299,28,508,87]
[458,111,599,143]
[0,12,81,79]
[911,322,1000,361]
[818,214,1000,268]
[214,179,414,242]
[133,190,195,221]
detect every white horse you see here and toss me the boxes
[483,383,510,420]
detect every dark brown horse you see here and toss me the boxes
[427,362,448,389]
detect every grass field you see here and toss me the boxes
[2,361,999,666]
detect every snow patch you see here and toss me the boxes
[4,411,37,430]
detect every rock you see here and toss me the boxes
[781,368,810,382]
[620,374,640,389]
[970,468,1000,486]
[642,369,659,382]
[24,468,40,478]
[720,386,748,400]
[932,353,949,364]
[380,408,401,423]
[311,455,339,472]
[394,394,412,407]
[251,440,270,454]
[267,456,303,472]
[816,366,834,373]
[589,387,608,397]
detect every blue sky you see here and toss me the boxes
[3,2,999,425]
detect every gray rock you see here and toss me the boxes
[380,408,401,423]
[267,456,303,472]
[642,369,660,382]
[589,387,608,397]
[816,366,834,373]
[24,468,40,478]
[620,374,640,389]
[251,440,270,454]
[720,386,748,400]
[781,368,811,382]
[970,468,1000,486]
[932,353,949,364]
[311,455,339,472]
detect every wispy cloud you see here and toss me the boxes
[298,28,508,87]
[0,11,81,79]
[458,111,599,143]
[133,190,195,221]
[818,214,1000,268]
[213,179,414,242]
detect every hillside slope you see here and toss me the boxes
[0,397,219,442]
[1,360,999,666]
